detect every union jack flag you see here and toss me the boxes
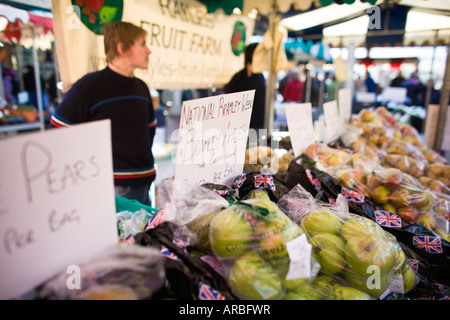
[375,210,402,228]
[413,236,443,254]
[235,173,247,188]
[145,208,166,230]
[415,295,450,300]
[341,187,365,203]
[305,169,321,191]
[160,245,179,260]
[433,283,450,294]
[408,259,419,272]
[254,173,276,191]
[173,235,188,253]
[215,190,229,196]
[198,283,227,300]
[121,235,135,245]
[337,146,354,154]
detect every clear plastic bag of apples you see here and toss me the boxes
[278,185,418,300]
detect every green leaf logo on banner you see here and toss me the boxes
[72,0,124,35]
[231,21,246,57]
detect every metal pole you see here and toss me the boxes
[264,0,277,137]
[424,31,438,112]
[15,44,24,93]
[433,43,450,151]
[0,63,5,99]
[32,27,45,131]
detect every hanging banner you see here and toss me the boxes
[51,0,255,92]
[0,120,118,300]
[174,90,254,186]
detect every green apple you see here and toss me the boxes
[345,236,395,275]
[209,207,254,258]
[370,185,390,204]
[244,189,271,200]
[187,211,216,251]
[283,282,320,300]
[329,285,372,300]
[301,209,343,235]
[258,217,303,260]
[311,274,340,299]
[228,252,283,300]
[393,242,407,270]
[310,233,346,274]
[343,268,392,299]
[340,219,371,242]
[392,262,417,294]
[281,276,308,291]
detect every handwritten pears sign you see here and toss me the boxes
[0,120,118,300]
[174,90,255,186]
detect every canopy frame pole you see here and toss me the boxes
[263,0,278,138]
[425,31,438,107]
[32,26,45,131]
[433,42,450,152]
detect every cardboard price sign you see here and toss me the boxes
[0,120,118,299]
[174,90,254,186]
[323,100,343,143]
[285,103,315,157]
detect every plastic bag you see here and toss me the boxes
[133,222,237,300]
[38,244,165,300]
[117,209,154,241]
[380,154,427,179]
[145,179,230,254]
[304,163,450,288]
[208,198,320,300]
[280,187,416,299]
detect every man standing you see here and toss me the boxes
[49,21,157,206]
[223,43,266,131]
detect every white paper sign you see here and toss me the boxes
[323,100,343,143]
[0,120,118,300]
[285,103,315,157]
[382,87,407,103]
[174,90,254,186]
[338,88,352,123]
[285,233,312,280]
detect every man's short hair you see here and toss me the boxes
[103,21,147,63]
[245,43,259,66]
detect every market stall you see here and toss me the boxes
[0,3,54,133]
[2,0,450,305]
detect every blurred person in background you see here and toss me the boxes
[283,67,304,103]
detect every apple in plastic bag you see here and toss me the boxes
[310,233,346,275]
[282,282,320,300]
[329,285,371,300]
[345,236,395,275]
[301,209,343,236]
[209,207,254,258]
[228,252,283,300]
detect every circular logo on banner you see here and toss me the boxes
[72,0,124,35]
[231,21,246,56]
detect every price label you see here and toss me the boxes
[285,233,312,280]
